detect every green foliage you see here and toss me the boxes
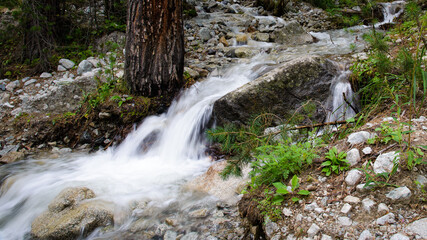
[271,175,311,204]
[321,147,349,176]
[250,141,318,188]
[359,160,399,189]
[255,189,283,222]
[405,146,426,170]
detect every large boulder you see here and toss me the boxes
[212,56,334,126]
[31,187,114,240]
[270,21,314,45]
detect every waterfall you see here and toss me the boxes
[375,1,406,28]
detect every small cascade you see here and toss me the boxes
[326,64,358,122]
[375,1,406,28]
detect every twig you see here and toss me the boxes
[343,93,359,114]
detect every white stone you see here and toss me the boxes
[377,203,389,213]
[6,80,19,92]
[358,230,373,240]
[383,117,394,122]
[416,175,427,188]
[347,131,373,144]
[338,216,352,226]
[24,79,37,86]
[115,70,124,79]
[386,186,411,201]
[307,223,320,237]
[362,147,372,155]
[304,202,319,211]
[376,213,396,225]
[321,234,333,240]
[40,72,52,78]
[411,116,426,122]
[282,207,292,217]
[59,58,75,69]
[346,148,361,166]
[77,60,93,76]
[390,233,409,240]
[341,203,352,214]
[362,198,375,212]
[265,221,279,237]
[405,218,427,239]
[345,169,363,186]
[57,65,67,72]
[374,151,399,174]
[344,196,360,203]
[356,183,375,192]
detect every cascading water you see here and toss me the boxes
[0,56,274,240]
[375,1,406,28]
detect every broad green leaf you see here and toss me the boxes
[291,197,300,202]
[321,161,332,166]
[272,195,284,204]
[291,175,299,191]
[298,190,310,196]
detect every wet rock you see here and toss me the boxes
[358,229,373,240]
[307,223,320,237]
[385,186,411,201]
[59,59,75,69]
[213,56,334,126]
[270,21,314,45]
[346,148,360,166]
[405,218,427,239]
[255,32,270,42]
[347,131,373,144]
[184,67,200,79]
[31,187,114,240]
[345,169,363,185]
[189,208,208,218]
[235,47,255,58]
[199,28,213,42]
[80,131,92,144]
[236,34,248,45]
[219,36,229,47]
[40,72,52,78]
[77,60,93,76]
[164,230,178,240]
[374,151,399,174]
[181,232,199,240]
[0,151,25,164]
[376,213,395,225]
[390,233,409,240]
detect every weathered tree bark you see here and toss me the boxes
[125,0,184,98]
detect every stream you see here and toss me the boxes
[0,1,405,239]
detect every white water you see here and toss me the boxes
[0,56,273,240]
[327,70,357,122]
[375,1,406,28]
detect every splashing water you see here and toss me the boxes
[326,69,357,122]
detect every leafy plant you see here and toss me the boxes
[406,146,426,170]
[321,147,349,176]
[359,160,399,189]
[272,175,311,204]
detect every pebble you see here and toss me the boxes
[282,207,292,216]
[338,216,352,226]
[321,234,333,240]
[24,79,37,86]
[362,147,372,154]
[304,202,319,211]
[376,213,396,225]
[390,233,409,240]
[40,72,52,78]
[347,131,373,144]
[344,196,360,203]
[181,232,198,240]
[385,186,411,201]
[358,229,373,240]
[59,59,75,69]
[377,203,389,213]
[189,208,208,218]
[345,169,363,186]
[346,148,361,166]
[341,203,352,214]
[307,223,320,237]
[374,151,399,174]
[362,198,375,212]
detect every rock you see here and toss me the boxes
[189,208,208,218]
[304,201,319,211]
[213,56,335,126]
[362,198,375,212]
[377,203,389,213]
[6,80,19,92]
[57,65,67,72]
[385,186,411,201]
[282,207,292,216]
[255,32,270,42]
[236,34,248,45]
[347,131,373,144]
[345,169,363,185]
[374,151,399,174]
[270,21,314,45]
[362,147,372,155]
[265,221,279,238]
[376,213,396,225]
[0,151,25,164]
[390,233,409,240]
[307,223,320,237]
[358,229,373,240]
[321,234,333,240]
[184,67,200,79]
[181,232,199,240]
[99,112,111,119]
[164,230,178,240]
[199,28,213,42]
[77,60,93,76]
[24,79,37,86]
[219,36,229,47]
[235,47,255,58]
[0,84,5,91]
[416,175,427,189]
[406,218,427,239]
[31,187,113,240]
[338,216,352,226]
[40,72,52,78]
[344,196,360,203]
[341,203,352,214]
[95,31,126,53]
[346,148,360,166]
[59,59,75,69]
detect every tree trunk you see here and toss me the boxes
[124,0,184,98]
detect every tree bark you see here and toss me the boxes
[125,0,184,98]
